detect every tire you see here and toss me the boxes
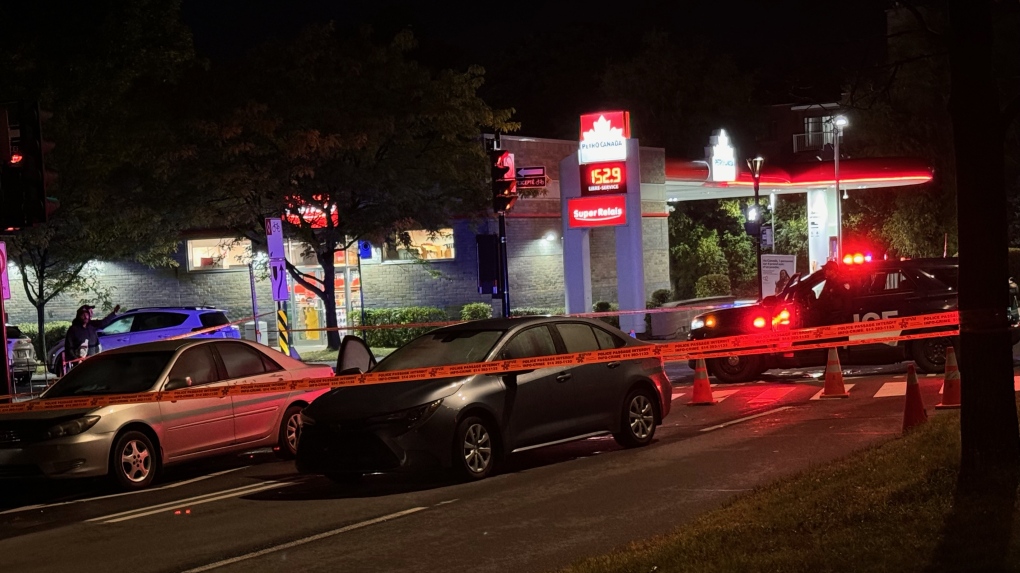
[109,430,159,490]
[708,355,764,384]
[912,338,952,374]
[613,387,658,448]
[276,405,304,459]
[453,416,497,481]
[49,350,64,375]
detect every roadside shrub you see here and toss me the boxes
[510,307,564,317]
[460,302,492,321]
[592,301,620,329]
[16,321,72,357]
[647,289,673,308]
[695,274,732,298]
[360,307,448,348]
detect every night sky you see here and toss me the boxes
[181,0,890,137]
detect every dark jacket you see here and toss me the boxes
[64,311,119,360]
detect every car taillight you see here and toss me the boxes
[752,316,767,328]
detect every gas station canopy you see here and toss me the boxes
[664,157,934,201]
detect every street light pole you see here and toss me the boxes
[833,115,848,260]
[747,156,764,301]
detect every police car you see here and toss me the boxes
[688,257,1019,383]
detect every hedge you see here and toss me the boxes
[593,301,621,329]
[695,274,732,298]
[16,321,72,358]
[359,307,449,348]
[509,307,565,317]
[647,289,673,308]
[461,303,493,321]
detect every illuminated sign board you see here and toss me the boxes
[567,194,628,228]
[580,161,627,195]
[706,129,737,182]
[578,111,630,164]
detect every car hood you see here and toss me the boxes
[304,376,468,421]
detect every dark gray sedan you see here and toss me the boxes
[296,316,672,482]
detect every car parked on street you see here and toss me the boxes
[296,316,672,483]
[47,306,240,374]
[6,325,38,387]
[0,338,332,489]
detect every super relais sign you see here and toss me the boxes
[567,195,628,228]
[578,111,630,165]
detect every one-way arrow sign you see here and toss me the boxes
[515,166,545,179]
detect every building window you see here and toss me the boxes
[381,228,455,262]
[283,239,360,267]
[187,238,251,271]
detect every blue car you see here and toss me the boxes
[48,307,240,373]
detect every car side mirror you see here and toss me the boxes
[96,331,106,337]
[761,295,777,307]
[336,367,363,376]
[165,376,193,391]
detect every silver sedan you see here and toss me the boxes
[0,339,332,489]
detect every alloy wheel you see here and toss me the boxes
[120,439,152,483]
[628,394,655,440]
[462,423,492,475]
[285,412,301,453]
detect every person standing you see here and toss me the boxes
[63,304,121,368]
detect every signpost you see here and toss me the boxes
[265,217,294,357]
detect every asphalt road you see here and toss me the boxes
[0,364,991,573]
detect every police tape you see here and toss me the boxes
[0,312,961,414]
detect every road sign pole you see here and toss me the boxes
[248,263,260,344]
[498,211,510,318]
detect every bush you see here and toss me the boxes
[359,307,449,348]
[695,274,732,298]
[509,307,564,317]
[460,302,493,321]
[592,301,620,329]
[17,321,72,357]
[647,289,673,308]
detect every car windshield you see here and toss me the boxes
[43,351,174,397]
[374,329,505,371]
[779,271,825,303]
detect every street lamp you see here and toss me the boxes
[833,115,848,260]
[747,156,765,300]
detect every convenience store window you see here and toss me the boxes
[187,238,251,271]
[381,228,455,262]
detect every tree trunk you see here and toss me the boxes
[319,252,341,350]
[948,0,1020,478]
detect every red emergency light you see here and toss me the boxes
[842,252,873,265]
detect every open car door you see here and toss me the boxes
[336,335,377,374]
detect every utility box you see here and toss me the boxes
[243,321,268,345]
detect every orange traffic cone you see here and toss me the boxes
[819,347,849,398]
[687,358,717,406]
[903,362,928,433]
[936,346,961,410]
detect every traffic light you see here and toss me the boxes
[0,101,56,231]
[489,149,518,213]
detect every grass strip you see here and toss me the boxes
[561,399,1020,573]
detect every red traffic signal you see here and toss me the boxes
[489,149,518,213]
[0,101,56,230]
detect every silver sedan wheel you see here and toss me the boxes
[285,412,301,452]
[628,394,655,440]
[120,439,152,483]
[462,423,492,475]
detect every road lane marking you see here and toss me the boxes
[873,382,907,398]
[700,407,794,432]
[0,466,250,516]
[87,479,301,524]
[671,391,685,401]
[747,387,795,406]
[809,383,856,400]
[712,389,740,402]
[181,506,432,572]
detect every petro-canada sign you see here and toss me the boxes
[578,111,630,165]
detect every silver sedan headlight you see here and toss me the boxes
[45,416,100,440]
[691,318,705,330]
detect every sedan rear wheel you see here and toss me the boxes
[110,430,158,490]
[276,405,303,459]
[613,387,657,448]
[454,416,496,481]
